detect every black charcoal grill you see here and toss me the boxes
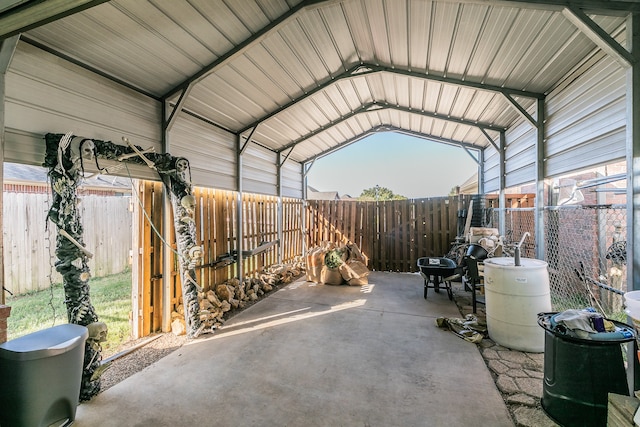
[417,257,457,301]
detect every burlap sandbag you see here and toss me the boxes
[321,266,344,285]
[346,243,366,263]
[348,276,369,286]
[338,259,369,281]
[305,246,325,282]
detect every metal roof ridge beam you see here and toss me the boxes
[562,6,634,68]
[369,64,544,100]
[278,102,501,154]
[0,0,110,41]
[382,103,506,132]
[241,62,540,137]
[163,0,330,101]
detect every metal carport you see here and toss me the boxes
[0,0,639,302]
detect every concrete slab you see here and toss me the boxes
[75,272,514,427]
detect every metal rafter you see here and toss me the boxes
[562,6,634,68]
[0,0,110,41]
[302,125,481,164]
[162,0,328,101]
[436,0,640,14]
[240,63,542,136]
[277,102,502,155]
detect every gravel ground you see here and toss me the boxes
[99,333,188,392]
[98,279,292,393]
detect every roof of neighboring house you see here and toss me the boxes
[307,186,339,200]
[4,162,132,191]
[458,172,478,195]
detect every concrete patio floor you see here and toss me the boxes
[75,271,514,427]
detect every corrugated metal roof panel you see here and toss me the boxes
[10,0,629,182]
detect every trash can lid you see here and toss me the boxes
[0,324,88,361]
[537,312,635,344]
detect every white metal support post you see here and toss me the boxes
[236,135,245,284]
[626,11,640,395]
[535,98,546,260]
[277,152,284,264]
[498,132,506,237]
[0,36,18,306]
[627,12,640,294]
[161,99,173,333]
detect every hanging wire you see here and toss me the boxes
[123,163,183,260]
[44,189,58,326]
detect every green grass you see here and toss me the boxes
[6,270,132,356]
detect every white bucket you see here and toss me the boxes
[483,257,551,352]
[624,290,640,324]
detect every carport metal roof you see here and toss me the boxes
[0,0,636,165]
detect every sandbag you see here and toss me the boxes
[348,276,369,286]
[305,246,325,282]
[338,259,369,281]
[321,266,344,285]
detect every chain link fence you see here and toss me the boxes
[545,205,626,320]
[491,205,627,320]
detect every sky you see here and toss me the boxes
[306,132,479,199]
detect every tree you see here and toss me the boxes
[358,185,407,201]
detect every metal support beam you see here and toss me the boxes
[241,62,541,137]
[503,93,537,127]
[303,125,482,164]
[625,12,640,395]
[277,152,284,264]
[161,106,172,333]
[164,0,328,100]
[281,103,499,156]
[0,0,109,40]
[499,132,507,237]
[478,149,485,195]
[165,86,192,133]
[535,98,546,260]
[480,128,500,152]
[236,135,244,283]
[462,146,481,165]
[0,35,18,305]
[301,162,308,257]
[563,6,634,68]
[627,13,640,293]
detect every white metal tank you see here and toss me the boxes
[483,257,551,352]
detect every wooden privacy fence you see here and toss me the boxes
[305,194,536,273]
[306,196,471,273]
[132,181,304,337]
[4,192,132,295]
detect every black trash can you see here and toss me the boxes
[538,313,634,427]
[0,324,88,427]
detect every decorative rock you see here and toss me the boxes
[216,284,233,302]
[200,299,214,311]
[229,298,239,309]
[171,318,186,336]
[206,290,222,307]
[220,300,231,312]
[262,283,273,292]
[177,304,184,315]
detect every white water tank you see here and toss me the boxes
[483,257,551,352]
